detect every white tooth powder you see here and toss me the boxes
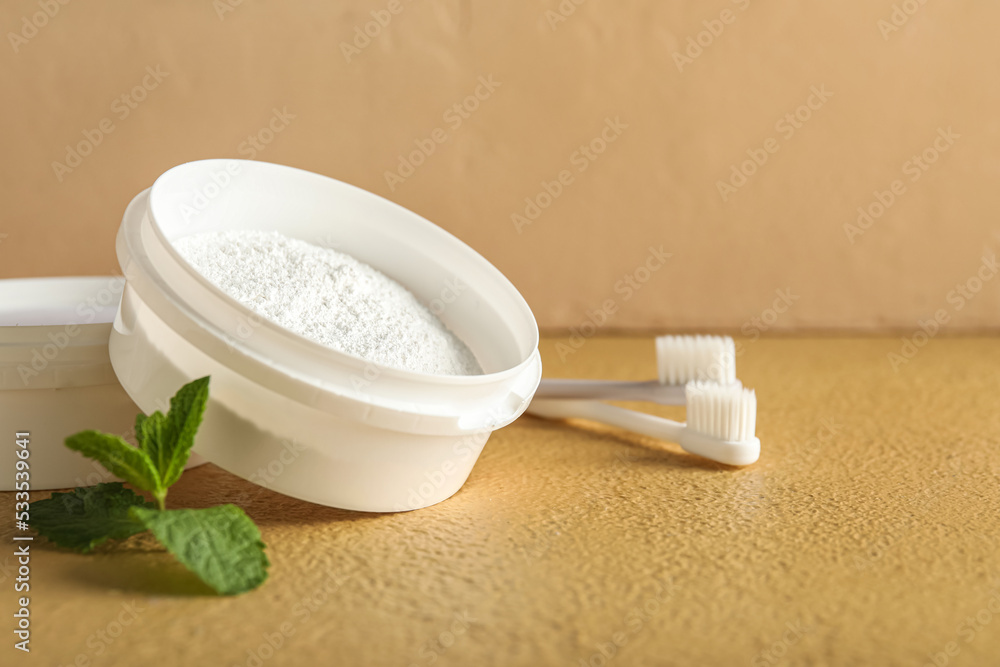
[173,230,482,376]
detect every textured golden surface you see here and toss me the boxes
[4,337,999,666]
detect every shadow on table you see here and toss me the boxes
[164,463,391,527]
[59,544,219,596]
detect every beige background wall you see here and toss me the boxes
[1,0,998,332]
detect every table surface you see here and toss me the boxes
[4,337,1000,666]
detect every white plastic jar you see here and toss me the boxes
[111,160,542,512]
[0,276,204,490]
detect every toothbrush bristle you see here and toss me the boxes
[685,381,757,442]
[656,335,736,384]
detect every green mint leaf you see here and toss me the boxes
[31,483,155,553]
[130,505,269,595]
[136,410,168,476]
[137,376,209,490]
[66,431,162,494]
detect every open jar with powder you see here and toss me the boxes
[111,160,542,511]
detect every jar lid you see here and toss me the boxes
[0,277,125,390]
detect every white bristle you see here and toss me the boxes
[656,335,736,385]
[685,381,757,442]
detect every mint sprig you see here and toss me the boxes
[64,432,163,502]
[62,377,209,510]
[30,483,154,553]
[131,505,268,596]
[137,375,210,500]
[30,377,269,595]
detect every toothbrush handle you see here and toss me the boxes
[527,399,760,466]
[533,379,686,405]
[526,399,686,443]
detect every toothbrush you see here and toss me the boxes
[533,335,736,405]
[527,381,759,466]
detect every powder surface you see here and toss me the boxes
[173,230,482,376]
